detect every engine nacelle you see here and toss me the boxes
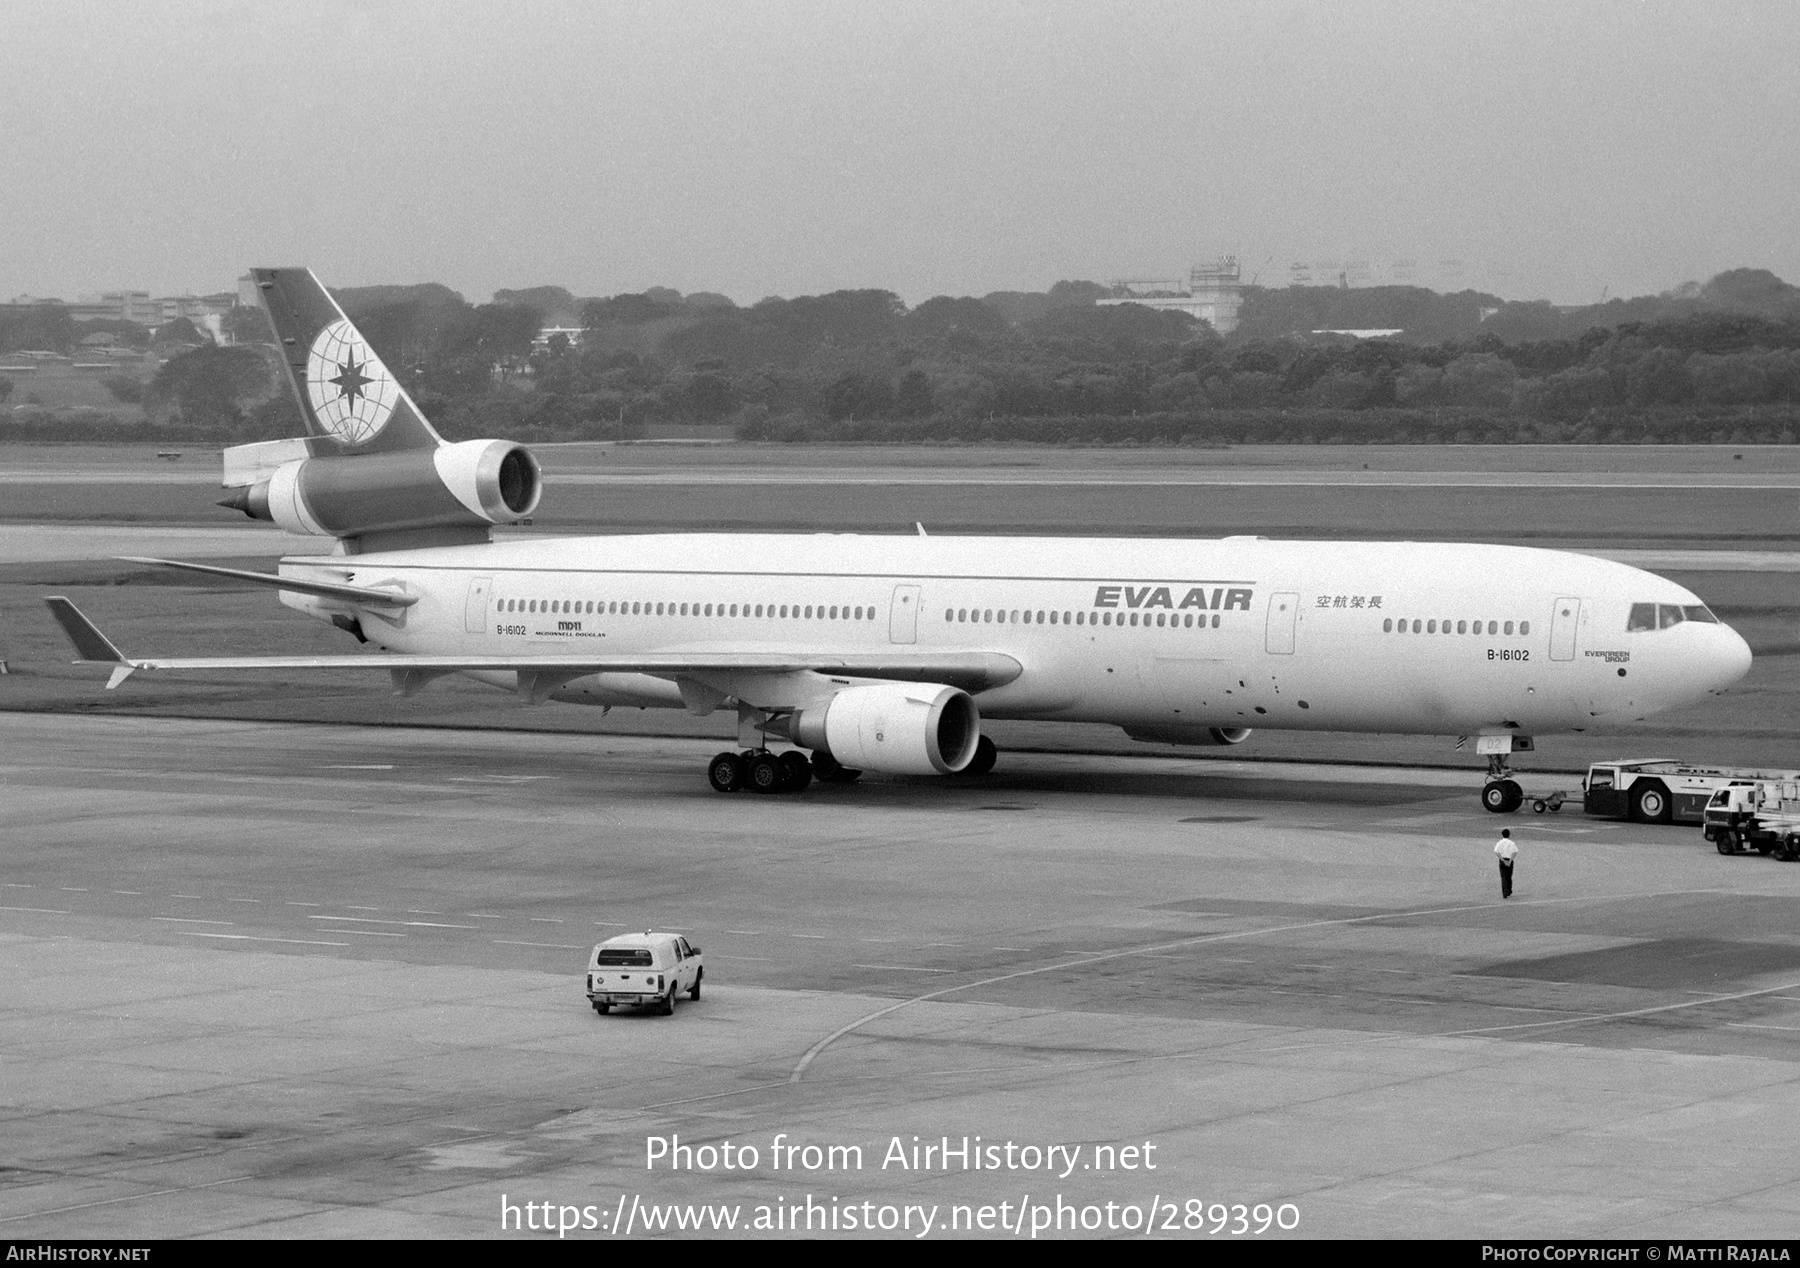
[228,438,541,543]
[1122,725,1253,747]
[792,683,980,775]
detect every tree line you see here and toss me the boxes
[9,267,1800,444]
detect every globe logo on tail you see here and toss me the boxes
[305,319,400,445]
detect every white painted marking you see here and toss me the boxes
[1727,1023,1800,1032]
[528,917,565,924]
[58,887,87,892]
[323,764,395,770]
[792,933,827,939]
[346,905,380,911]
[1,884,34,888]
[925,942,963,947]
[152,917,234,926]
[0,1174,253,1225]
[228,898,262,904]
[308,916,478,929]
[405,910,444,915]
[712,954,771,962]
[853,964,953,973]
[170,894,202,899]
[0,906,70,915]
[112,891,141,895]
[992,946,1027,951]
[725,930,763,935]
[180,934,349,947]
[493,940,581,950]
[335,930,406,938]
[286,901,321,907]
[466,913,506,920]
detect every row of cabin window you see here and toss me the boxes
[1383,617,1530,636]
[499,598,879,621]
[946,607,1223,629]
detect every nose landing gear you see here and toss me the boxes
[1479,740,1533,814]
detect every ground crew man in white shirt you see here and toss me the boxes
[1494,829,1519,898]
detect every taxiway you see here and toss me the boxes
[4,713,1800,1238]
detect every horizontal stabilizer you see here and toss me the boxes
[119,557,418,607]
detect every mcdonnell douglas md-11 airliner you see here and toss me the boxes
[46,269,1753,813]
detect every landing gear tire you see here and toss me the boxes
[780,750,813,792]
[962,735,998,777]
[1482,780,1523,813]
[1532,800,1547,814]
[689,968,702,1001]
[747,753,787,794]
[660,985,677,1015]
[1781,837,1800,863]
[1631,782,1673,824]
[707,751,746,793]
[594,1003,610,1014]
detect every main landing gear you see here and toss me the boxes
[707,748,862,794]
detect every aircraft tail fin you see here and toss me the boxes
[250,267,443,455]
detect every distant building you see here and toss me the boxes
[70,291,157,324]
[531,325,585,351]
[156,293,235,324]
[1098,255,1242,334]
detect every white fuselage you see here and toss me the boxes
[279,533,1752,737]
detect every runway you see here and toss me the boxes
[4,713,1800,1238]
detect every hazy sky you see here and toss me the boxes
[5,0,1796,306]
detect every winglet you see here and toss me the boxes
[44,597,128,663]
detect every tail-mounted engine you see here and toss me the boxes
[221,266,543,552]
[790,682,981,775]
[220,436,541,551]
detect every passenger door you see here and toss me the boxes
[889,584,920,645]
[464,576,493,634]
[1550,597,1581,661]
[1265,591,1299,655]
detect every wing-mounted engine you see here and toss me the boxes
[790,682,981,775]
[219,436,541,552]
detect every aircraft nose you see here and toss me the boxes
[1705,624,1754,694]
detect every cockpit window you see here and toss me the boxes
[1629,602,1721,631]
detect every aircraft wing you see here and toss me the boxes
[44,597,1022,695]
